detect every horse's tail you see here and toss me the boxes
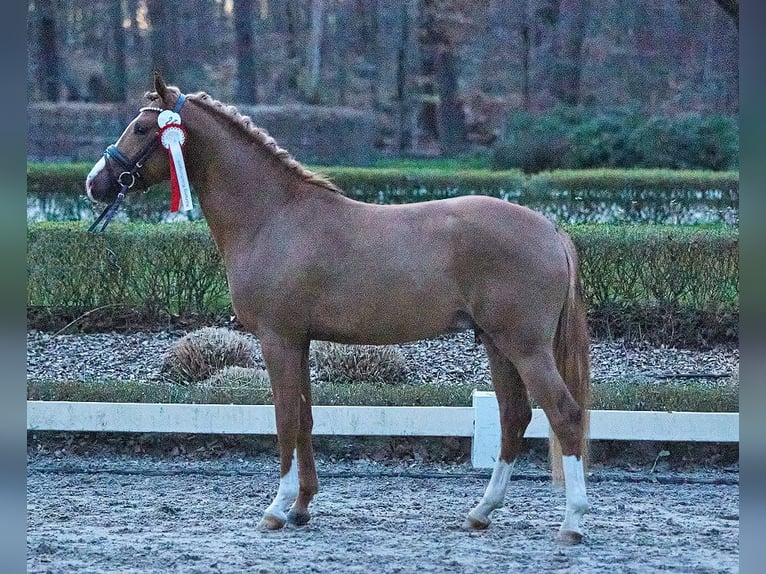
[549,229,591,484]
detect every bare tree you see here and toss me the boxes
[281,0,303,95]
[234,0,258,103]
[396,0,418,153]
[305,0,325,103]
[146,0,173,80]
[519,0,531,110]
[108,0,127,101]
[552,0,590,106]
[35,0,61,101]
[417,0,474,155]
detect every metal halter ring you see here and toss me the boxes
[118,171,137,189]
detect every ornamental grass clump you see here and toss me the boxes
[312,341,409,385]
[200,366,272,404]
[161,327,257,384]
[206,366,270,389]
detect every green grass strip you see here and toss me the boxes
[27,378,738,413]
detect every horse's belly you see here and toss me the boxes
[310,290,470,345]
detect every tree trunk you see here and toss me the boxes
[36,0,61,101]
[552,0,589,106]
[416,0,441,152]
[364,0,383,107]
[417,0,466,155]
[305,0,325,103]
[146,0,177,81]
[109,0,127,101]
[520,3,531,111]
[283,0,302,94]
[396,0,416,153]
[436,47,467,155]
[234,0,258,103]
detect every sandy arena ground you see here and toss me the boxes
[27,453,738,573]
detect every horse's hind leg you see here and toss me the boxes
[464,334,532,530]
[496,336,589,544]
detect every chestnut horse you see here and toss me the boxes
[85,73,591,544]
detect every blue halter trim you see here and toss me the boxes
[173,93,187,113]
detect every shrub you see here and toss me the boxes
[571,224,738,347]
[200,366,272,404]
[491,107,583,172]
[322,167,525,203]
[491,110,739,172]
[161,327,257,384]
[27,165,736,222]
[629,114,739,170]
[312,342,409,385]
[26,221,739,346]
[525,168,738,195]
[568,109,643,168]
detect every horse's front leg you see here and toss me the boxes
[286,358,318,526]
[257,334,316,530]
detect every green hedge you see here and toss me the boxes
[524,169,738,196]
[27,221,228,319]
[574,225,738,346]
[27,163,738,201]
[27,164,739,226]
[27,222,738,346]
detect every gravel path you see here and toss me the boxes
[27,453,739,573]
[27,329,739,387]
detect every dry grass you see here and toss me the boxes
[312,342,410,385]
[160,327,256,384]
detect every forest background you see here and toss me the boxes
[26,0,739,167]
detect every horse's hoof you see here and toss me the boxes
[258,512,286,531]
[286,508,311,526]
[556,529,583,545]
[462,512,490,530]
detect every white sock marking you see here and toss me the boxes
[470,459,515,521]
[560,454,588,535]
[265,449,299,519]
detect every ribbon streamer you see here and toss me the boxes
[158,111,193,213]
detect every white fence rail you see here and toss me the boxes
[27,390,738,469]
[470,391,738,467]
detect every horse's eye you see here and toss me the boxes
[133,124,148,135]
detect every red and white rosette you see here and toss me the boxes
[158,110,193,212]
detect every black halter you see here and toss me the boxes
[88,94,187,233]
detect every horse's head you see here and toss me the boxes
[85,72,185,204]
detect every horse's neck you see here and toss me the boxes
[184,108,295,253]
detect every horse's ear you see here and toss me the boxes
[153,70,169,100]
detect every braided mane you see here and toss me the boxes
[145,88,341,194]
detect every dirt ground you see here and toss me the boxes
[27,453,738,573]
